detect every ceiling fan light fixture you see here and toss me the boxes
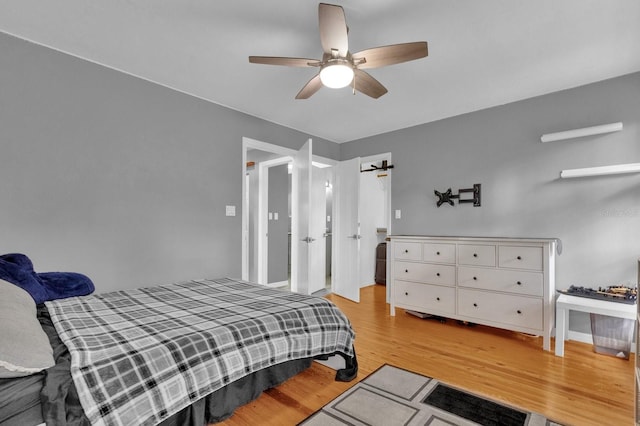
[319,61,354,89]
[249,4,428,99]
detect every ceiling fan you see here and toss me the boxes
[249,3,428,99]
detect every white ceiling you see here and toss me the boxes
[1,1,639,143]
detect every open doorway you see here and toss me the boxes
[333,153,392,302]
[358,154,391,290]
[241,138,391,301]
[242,137,335,294]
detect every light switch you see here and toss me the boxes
[226,205,236,217]
[395,209,401,219]
[268,212,273,220]
[274,212,279,220]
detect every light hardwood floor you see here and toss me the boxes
[218,284,634,426]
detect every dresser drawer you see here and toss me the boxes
[458,244,496,267]
[498,246,543,271]
[458,289,543,330]
[394,242,422,261]
[423,243,456,264]
[457,267,543,297]
[394,281,456,315]
[394,261,456,286]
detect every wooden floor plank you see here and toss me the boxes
[217,284,634,425]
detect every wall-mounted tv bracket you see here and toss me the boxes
[434,183,481,207]
[361,160,394,173]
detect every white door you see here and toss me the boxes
[333,157,361,302]
[308,167,327,294]
[292,139,324,295]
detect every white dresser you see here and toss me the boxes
[389,236,558,351]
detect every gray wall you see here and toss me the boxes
[2,29,639,336]
[341,72,640,334]
[267,164,289,283]
[0,32,337,292]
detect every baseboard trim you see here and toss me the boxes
[567,330,594,345]
[567,330,636,353]
[262,280,289,288]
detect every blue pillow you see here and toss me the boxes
[0,253,94,304]
[0,254,48,304]
[38,272,94,301]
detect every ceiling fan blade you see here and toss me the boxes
[249,56,320,67]
[295,74,323,99]
[319,3,348,57]
[354,69,387,99]
[353,42,428,69]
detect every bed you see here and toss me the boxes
[0,277,357,426]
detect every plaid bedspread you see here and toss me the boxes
[45,278,355,426]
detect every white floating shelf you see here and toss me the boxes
[541,122,623,143]
[560,163,640,179]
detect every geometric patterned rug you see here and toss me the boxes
[299,364,563,426]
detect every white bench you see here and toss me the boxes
[555,293,636,357]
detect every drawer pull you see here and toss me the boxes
[473,253,478,258]
[405,249,409,253]
[405,292,409,296]
[436,297,440,301]
[516,281,522,285]
[473,303,478,307]
[517,256,522,260]
[473,276,477,281]
[436,251,441,255]
[405,269,408,273]
[436,272,441,277]
[517,310,522,314]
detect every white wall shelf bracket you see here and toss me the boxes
[560,163,640,179]
[541,122,623,143]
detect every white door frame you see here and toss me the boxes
[257,155,293,285]
[242,137,296,283]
